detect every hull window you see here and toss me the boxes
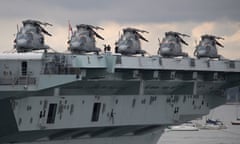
[21,61,27,76]
[91,103,101,122]
[47,103,57,124]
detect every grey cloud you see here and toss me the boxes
[0,0,240,24]
[48,0,240,23]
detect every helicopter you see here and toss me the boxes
[14,19,52,53]
[194,34,224,59]
[68,24,104,54]
[115,28,149,56]
[158,31,190,57]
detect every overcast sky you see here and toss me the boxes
[0,0,239,59]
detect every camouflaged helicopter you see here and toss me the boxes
[68,24,104,54]
[194,34,224,59]
[14,19,52,53]
[158,31,190,57]
[115,28,149,56]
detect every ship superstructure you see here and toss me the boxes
[0,20,240,144]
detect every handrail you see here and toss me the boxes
[0,76,36,85]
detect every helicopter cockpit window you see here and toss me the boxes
[73,31,76,36]
[127,40,133,48]
[71,33,77,41]
[198,46,205,51]
[79,37,87,43]
[19,28,23,33]
[135,35,138,40]
[24,25,36,33]
[36,27,40,34]
[18,34,24,39]
[211,41,215,45]
[40,36,44,44]
[26,33,33,41]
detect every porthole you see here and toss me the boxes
[132,99,136,108]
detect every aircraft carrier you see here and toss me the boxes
[0,20,239,144]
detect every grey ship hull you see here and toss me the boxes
[0,52,239,144]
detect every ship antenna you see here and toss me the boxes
[195,40,198,46]
[17,24,19,33]
[14,24,19,48]
[118,30,121,39]
[68,20,73,41]
[158,38,161,45]
[193,39,198,56]
[157,38,161,55]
